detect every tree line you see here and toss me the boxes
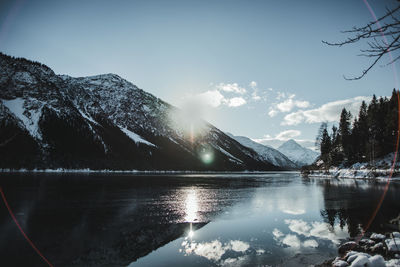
[316,89,399,169]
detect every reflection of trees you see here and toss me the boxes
[318,179,400,237]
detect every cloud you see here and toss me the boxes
[216,83,246,94]
[248,81,262,101]
[227,97,247,107]
[249,81,257,88]
[268,108,278,117]
[269,93,310,116]
[275,130,301,141]
[187,90,247,108]
[196,90,226,108]
[282,96,371,126]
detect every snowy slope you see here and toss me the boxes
[227,133,298,168]
[277,139,319,166]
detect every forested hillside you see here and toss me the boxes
[314,90,399,169]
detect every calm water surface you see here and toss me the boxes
[0,172,399,266]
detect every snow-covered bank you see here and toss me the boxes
[304,153,400,181]
[318,231,400,267]
[306,168,400,181]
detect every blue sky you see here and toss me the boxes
[0,0,398,149]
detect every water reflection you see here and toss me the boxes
[185,189,198,222]
[181,238,251,264]
[1,173,400,266]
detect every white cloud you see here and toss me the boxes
[248,81,262,101]
[276,91,286,100]
[268,108,278,117]
[276,94,310,113]
[249,81,257,88]
[282,111,306,126]
[275,130,301,141]
[186,89,247,109]
[227,97,247,107]
[269,93,310,116]
[195,90,226,108]
[252,94,261,101]
[282,96,371,126]
[216,83,246,94]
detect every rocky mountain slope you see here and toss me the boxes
[0,53,281,171]
[277,139,319,166]
[226,133,298,169]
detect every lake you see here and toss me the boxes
[0,172,399,266]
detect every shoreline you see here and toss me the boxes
[303,167,400,181]
[0,168,299,174]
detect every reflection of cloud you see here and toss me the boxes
[273,228,284,239]
[284,219,349,244]
[182,239,250,263]
[285,219,311,236]
[282,234,301,248]
[273,229,319,249]
[281,208,306,215]
[303,239,318,248]
[189,240,226,261]
[230,240,249,252]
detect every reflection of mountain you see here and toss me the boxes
[0,53,280,171]
[0,174,260,266]
[317,179,400,237]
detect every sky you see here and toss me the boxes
[0,0,399,149]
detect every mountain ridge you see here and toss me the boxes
[277,139,319,166]
[226,133,298,169]
[0,52,284,171]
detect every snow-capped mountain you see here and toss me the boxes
[226,134,298,169]
[0,53,283,171]
[277,139,319,166]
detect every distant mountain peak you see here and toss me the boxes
[277,139,319,167]
[228,133,298,169]
[279,139,301,149]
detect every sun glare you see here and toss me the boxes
[185,189,199,223]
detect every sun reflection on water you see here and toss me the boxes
[185,189,199,223]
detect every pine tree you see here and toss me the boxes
[383,89,399,155]
[367,95,378,165]
[356,101,368,162]
[330,125,342,166]
[338,108,352,164]
[320,125,331,169]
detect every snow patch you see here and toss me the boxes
[2,98,43,139]
[120,127,156,147]
[78,109,99,125]
[213,145,243,164]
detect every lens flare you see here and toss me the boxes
[200,150,214,164]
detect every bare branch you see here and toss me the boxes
[323,4,400,80]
